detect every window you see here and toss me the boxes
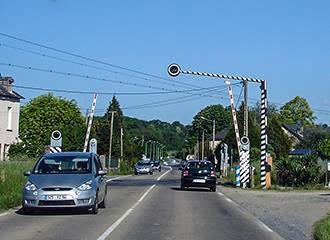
[7,107,12,130]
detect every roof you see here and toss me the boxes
[208,127,230,141]
[43,152,94,158]
[0,85,24,99]
[289,148,313,156]
[282,123,303,140]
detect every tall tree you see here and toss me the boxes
[280,96,315,126]
[16,94,85,156]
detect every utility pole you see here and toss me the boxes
[212,120,216,154]
[243,80,248,137]
[145,141,148,157]
[108,111,116,168]
[119,127,123,170]
[149,141,153,160]
[202,130,205,161]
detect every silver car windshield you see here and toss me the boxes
[33,156,92,174]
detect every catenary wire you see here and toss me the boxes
[0,32,208,89]
[0,62,221,99]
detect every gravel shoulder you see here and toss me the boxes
[218,187,330,240]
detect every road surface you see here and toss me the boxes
[0,167,282,240]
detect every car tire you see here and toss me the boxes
[180,184,185,190]
[91,193,99,214]
[159,168,161,172]
[210,187,216,192]
[135,172,138,175]
[150,172,153,175]
[99,189,107,209]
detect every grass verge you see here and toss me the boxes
[0,160,34,212]
[314,213,330,240]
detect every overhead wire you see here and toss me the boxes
[0,42,208,91]
[0,62,221,99]
[0,32,208,89]
[10,84,223,96]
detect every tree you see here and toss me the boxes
[16,94,85,156]
[276,155,321,187]
[280,96,315,126]
[299,125,330,150]
[192,104,231,135]
[268,115,292,159]
[317,138,330,160]
[94,96,123,159]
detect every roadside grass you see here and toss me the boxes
[0,160,35,212]
[314,213,330,240]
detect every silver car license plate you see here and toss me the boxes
[45,195,67,200]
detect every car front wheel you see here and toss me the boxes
[99,189,107,208]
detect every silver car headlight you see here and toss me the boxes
[25,181,37,191]
[77,180,93,191]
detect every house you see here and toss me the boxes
[208,127,230,151]
[282,123,304,146]
[0,76,24,160]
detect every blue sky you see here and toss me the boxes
[1,0,330,125]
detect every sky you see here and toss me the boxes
[1,0,330,125]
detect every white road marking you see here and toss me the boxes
[106,175,131,183]
[257,220,274,233]
[157,167,172,181]
[97,169,171,240]
[216,188,275,234]
[225,197,233,203]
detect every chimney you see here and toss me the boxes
[0,76,14,93]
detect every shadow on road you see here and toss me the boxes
[15,207,93,216]
[171,187,212,192]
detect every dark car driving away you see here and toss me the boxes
[181,160,216,192]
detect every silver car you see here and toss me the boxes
[134,161,153,175]
[22,152,107,215]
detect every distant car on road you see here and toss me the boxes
[181,160,217,192]
[22,152,108,215]
[134,161,153,175]
[151,160,161,172]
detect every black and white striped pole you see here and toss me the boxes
[168,63,268,189]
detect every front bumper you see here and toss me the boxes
[23,188,96,209]
[181,176,216,188]
[135,168,152,174]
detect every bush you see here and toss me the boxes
[314,213,330,240]
[276,155,321,187]
[0,160,35,211]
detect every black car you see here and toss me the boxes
[180,160,217,192]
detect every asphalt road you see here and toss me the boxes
[0,167,282,240]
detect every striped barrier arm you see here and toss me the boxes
[83,94,97,152]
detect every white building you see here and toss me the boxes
[0,76,24,160]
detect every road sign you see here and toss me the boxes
[89,138,97,154]
[50,130,62,147]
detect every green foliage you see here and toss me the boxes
[314,213,330,240]
[18,94,85,156]
[299,125,330,150]
[276,155,321,187]
[268,115,292,159]
[318,138,330,160]
[280,96,315,126]
[0,160,35,211]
